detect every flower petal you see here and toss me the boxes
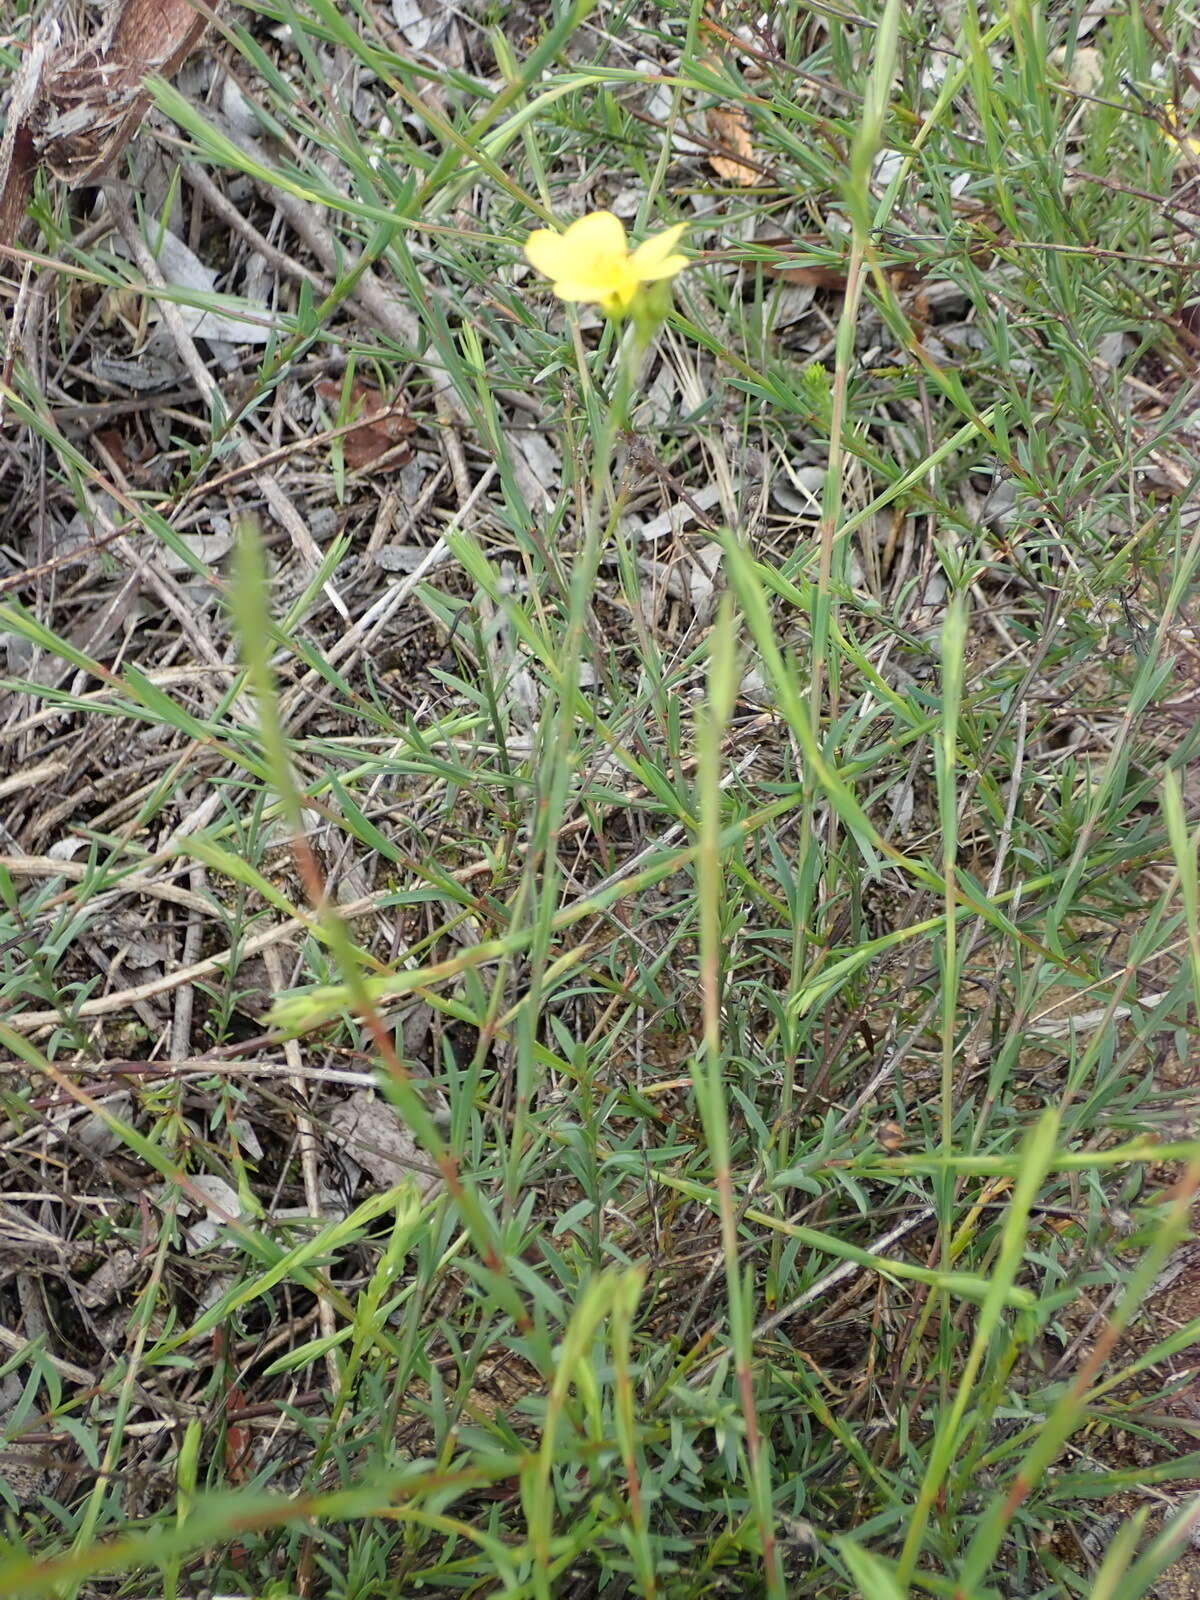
[551,266,639,309]
[629,223,688,281]
[548,280,610,301]
[524,228,574,280]
[525,211,633,298]
[560,209,628,259]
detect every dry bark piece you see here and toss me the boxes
[139,226,275,345]
[0,0,217,252]
[183,1174,249,1254]
[0,14,56,253]
[78,1246,142,1309]
[327,1089,444,1199]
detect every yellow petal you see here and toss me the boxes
[552,264,639,308]
[629,223,688,281]
[525,211,633,298]
[550,279,615,301]
[559,209,628,259]
[525,227,574,280]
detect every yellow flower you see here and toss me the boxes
[523,210,688,315]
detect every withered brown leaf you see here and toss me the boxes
[317,379,417,472]
[705,101,759,185]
